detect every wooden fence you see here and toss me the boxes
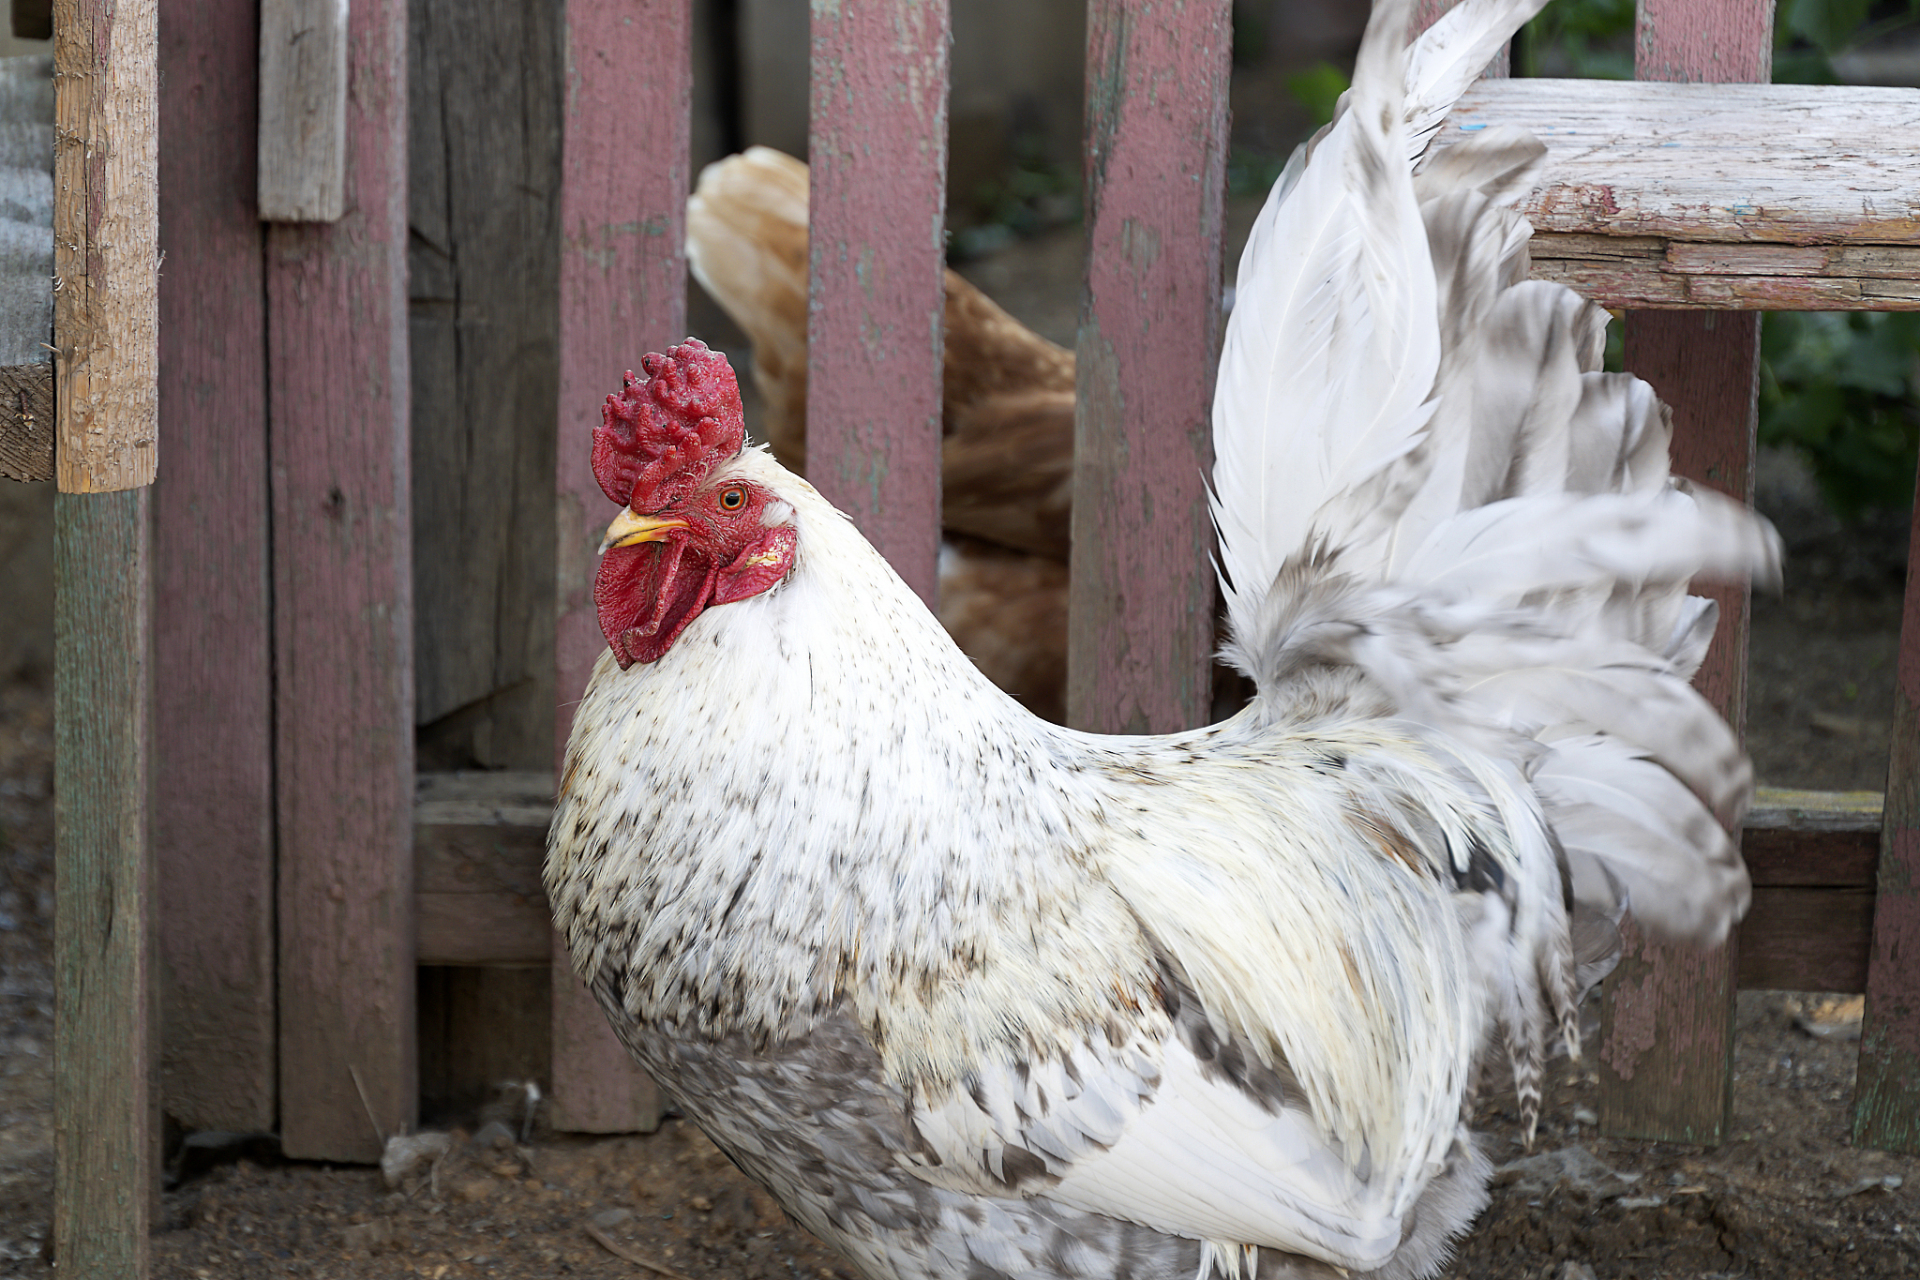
[14,0,1920,1272]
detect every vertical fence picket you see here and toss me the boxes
[267,0,416,1164]
[549,0,693,1134]
[1855,506,1920,1152]
[1068,0,1232,736]
[1596,0,1772,1146]
[50,0,160,1271]
[805,0,950,604]
[152,0,275,1134]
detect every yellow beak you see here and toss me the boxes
[599,509,688,554]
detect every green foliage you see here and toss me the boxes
[1761,314,1920,518]
[1518,0,1636,78]
[1286,61,1350,126]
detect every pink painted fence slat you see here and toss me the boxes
[268,0,416,1164]
[1854,486,1920,1153]
[548,0,693,1135]
[1597,0,1772,1146]
[154,0,274,1135]
[1068,0,1232,736]
[804,0,951,605]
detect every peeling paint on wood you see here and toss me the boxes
[1528,234,1920,311]
[1068,0,1230,737]
[267,0,416,1165]
[1853,483,1920,1152]
[805,0,950,606]
[152,0,276,1135]
[549,0,689,1136]
[1435,80,1920,247]
[1596,1,1770,1147]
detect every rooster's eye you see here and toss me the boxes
[718,487,747,512]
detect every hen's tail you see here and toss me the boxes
[1210,0,1779,1118]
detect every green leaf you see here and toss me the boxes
[1285,62,1349,127]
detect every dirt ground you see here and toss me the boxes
[3,219,1919,1276]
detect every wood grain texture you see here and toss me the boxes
[1434,80,1920,245]
[409,0,562,772]
[549,0,689,1134]
[1853,520,1920,1152]
[1737,888,1873,994]
[804,0,950,605]
[268,0,414,1165]
[1,363,54,481]
[151,0,275,1134]
[52,0,158,492]
[257,0,348,221]
[53,487,155,1278]
[1068,0,1230,736]
[1587,1,1767,1149]
[1634,0,1772,85]
[1598,308,1760,1146]
[1529,235,1920,311]
[406,775,1882,996]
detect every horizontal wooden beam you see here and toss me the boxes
[1441,79,1920,246]
[1530,234,1920,311]
[1,363,54,481]
[1436,79,1920,311]
[413,776,1884,989]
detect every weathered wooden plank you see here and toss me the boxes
[803,0,949,605]
[409,0,562,772]
[1068,0,1230,736]
[549,0,688,1135]
[409,775,1887,998]
[1528,237,1920,311]
[54,488,155,1280]
[1598,310,1760,1146]
[1,363,54,481]
[268,0,414,1165]
[1595,0,1771,1150]
[52,0,158,493]
[0,55,53,483]
[257,0,348,221]
[1436,79,1920,247]
[1738,888,1873,995]
[1854,464,1920,1152]
[151,0,275,1134]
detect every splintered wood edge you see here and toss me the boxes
[1,364,55,481]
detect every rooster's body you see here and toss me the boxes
[546,2,1779,1277]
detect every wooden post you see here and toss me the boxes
[267,0,415,1163]
[1597,0,1771,1146]
[549,0,690,1134]
[1068,0,1231,735]
[50,0,159,1273]
[804,0,950,605]
[257,0,348,221]
[1854,464,1920,1152]
[151,0,275,1135]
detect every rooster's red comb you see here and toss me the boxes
[592,339,746,510]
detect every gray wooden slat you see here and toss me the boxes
[268,0,416,1164]
[151,0,276,1133]
[409,0,562,772]
[257,0,348,221]
[54,487,156,1278]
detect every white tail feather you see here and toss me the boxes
[1210,0,1778,1100]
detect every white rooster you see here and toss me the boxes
[545,1,1780,1276]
